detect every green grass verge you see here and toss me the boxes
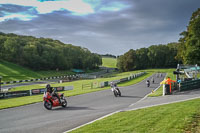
[102,57,117,68]
[148,85,163,97]
[70,98,200,133]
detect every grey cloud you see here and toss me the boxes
[0,0,200,55]
[0,4,37,15]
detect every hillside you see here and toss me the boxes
[0,61,74,82]
[0,32,102,71]
[102,57,117,68]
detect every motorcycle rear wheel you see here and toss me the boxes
[44,101,52,110]
[117,89,121,96]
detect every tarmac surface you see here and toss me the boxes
[125,88,200,111]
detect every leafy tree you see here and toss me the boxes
[178,8,200,65]
[0,32,102,70]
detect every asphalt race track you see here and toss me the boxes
[0,74,165,133]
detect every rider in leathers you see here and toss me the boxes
[46,84,61,104]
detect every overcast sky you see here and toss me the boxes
[0,0,199,55]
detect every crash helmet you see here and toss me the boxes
[46,84,51,89]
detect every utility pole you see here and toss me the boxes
[0,76,2,92]
[176,64,180,82]
[195,64,198,80]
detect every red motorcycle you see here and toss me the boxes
[43,91,67,110]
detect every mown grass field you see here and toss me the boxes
[0,60,80,82]
[102,57,117,68]
[0,61,41,81]
[70,98,200,133]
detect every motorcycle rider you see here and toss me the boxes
[146,79,150,87]
[46,84,62,104]
[110,82,116,91]
[151,77,154,84]
[110,82,120,91]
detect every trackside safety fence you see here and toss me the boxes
[0,86,73,99]
[82,72,146,89]
[0,75,79,85]
[179,79,200,91]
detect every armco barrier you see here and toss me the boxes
[1,75,78,85]
[179,79,200,91]
[120,77,128,82]
[82,83,92,90]
[0,86,73,99]
[0,90,30,99]
[102,72,146,88]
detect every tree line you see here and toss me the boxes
[0,33,102,70]
[117,8,200,72]
[117,43,179,71]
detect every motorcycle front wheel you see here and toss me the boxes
[62,99,67,108]
[114,90,118,97]
[44,101,52,110]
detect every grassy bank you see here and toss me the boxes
[0,60,75,82]
[70,98,200,133]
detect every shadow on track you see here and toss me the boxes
[119,95,143,98]
[53,106,94,111]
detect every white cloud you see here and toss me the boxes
[0,13,37,22]
[99,2,130,12]
[0,0,94,15]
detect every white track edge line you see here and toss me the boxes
[129,73,166,107]
[127,96,200,112]
[64,110,121,133]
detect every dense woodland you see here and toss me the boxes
[117,8,200,72]
[0,33,102,70]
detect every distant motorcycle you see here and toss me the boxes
[111,86,121,97]
[43,91,67,110]
[146,80,150,87]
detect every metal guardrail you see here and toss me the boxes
[179,79,200,91]
[100,72,146,88]
[0,86,73,99]
[0,75,79,85]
